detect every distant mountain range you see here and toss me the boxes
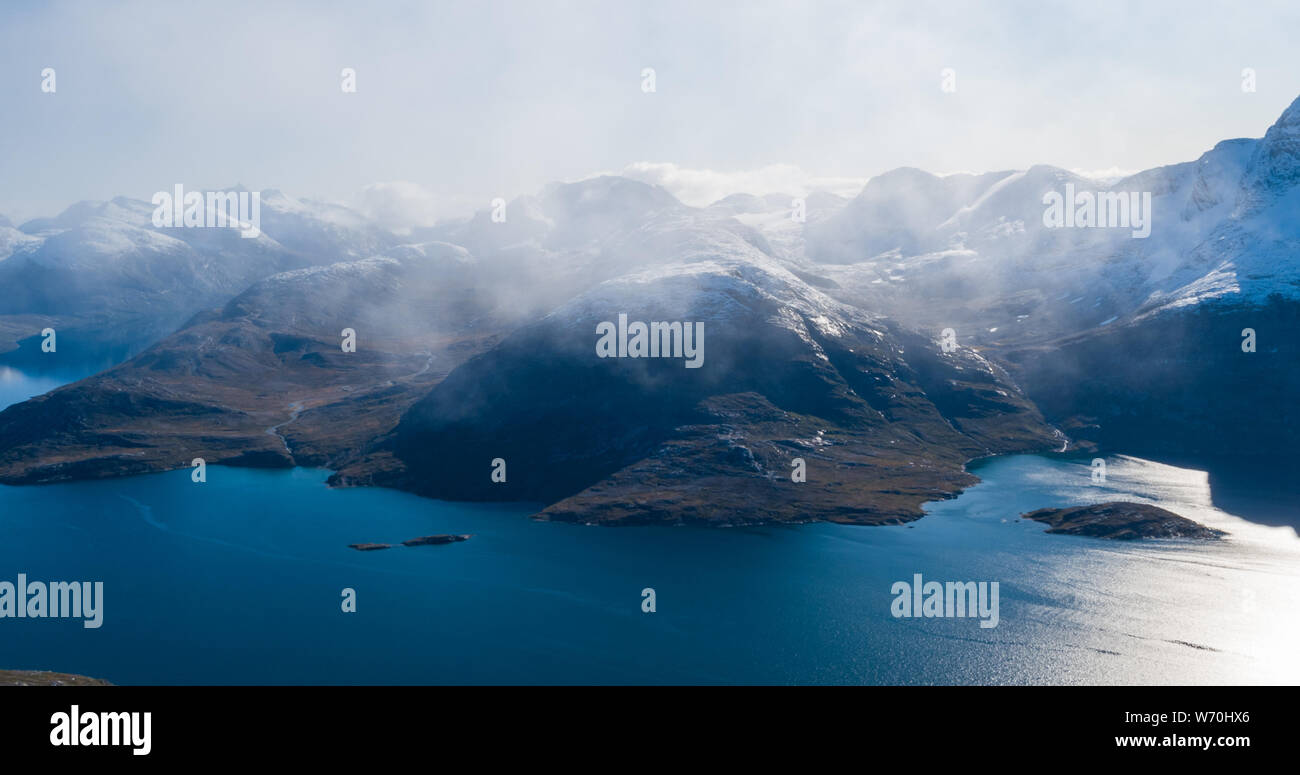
[1,95,1296,524]
[0,189,399,362]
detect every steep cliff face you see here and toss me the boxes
[1238,94,1300,209]
[785,96,1300,488]
[1003,296,1300,462]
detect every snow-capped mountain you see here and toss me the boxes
[790,96,1300,347]
[705,190,848,261]
[0,221,39,264]
[1,94,1296,520]
[0,190,401,361]
[0,175,1061,525]
[335,209,1059,523]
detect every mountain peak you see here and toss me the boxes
[1273,93,1300,129]
[1238,92,1300,207]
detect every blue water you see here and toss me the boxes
[1,371,1298,685]
[0,364,98,409]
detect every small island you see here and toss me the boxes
[348,535,472,550]
[1021,502,1225,541]
[402,534,472,547]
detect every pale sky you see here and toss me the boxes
[2,0,1298,224]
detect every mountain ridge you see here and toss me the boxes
[1,94,1296,525]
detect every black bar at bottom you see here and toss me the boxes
[0,685,1283,762]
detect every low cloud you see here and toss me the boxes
[353,181,480,234]
[1067,167,1143,185]
[616,162,869,206]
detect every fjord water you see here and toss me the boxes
[0,365,97,410]
[1,372,1297,685]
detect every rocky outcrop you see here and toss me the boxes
[401,534,471,546]
[0,669,112,686]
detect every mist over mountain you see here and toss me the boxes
[0,246,503,482]
[0,190,401,363]
[799,98,1300,351]
[1,95,1297,524]
[334,220,1058,524]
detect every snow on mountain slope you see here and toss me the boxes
[407,176,806,321]
[0,225,39,263]
[355,220,1060,522]
[705,190,848,261]
[254,189,397,259]
[0,189,403,359]
[543,233,876,365]
[1127,98,1300,315]
[218,240,491,337]
[804,95,1300,342]
[1238,94,1300,209]
[5,94,1296,373]
[17,196,156,237]
[807,168,1017,263]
